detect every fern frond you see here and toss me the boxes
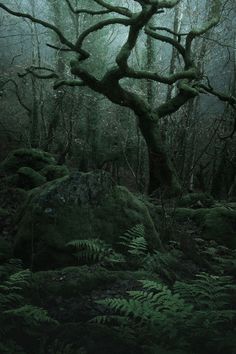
[174,273,235,310]
[119,224,148,259]
[66,239,111,264]
[4,304,58,327]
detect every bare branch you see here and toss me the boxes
[64,0,111,16]
[75,17,132,60]
[92,0,133,17]
[1,79,31,112]
[0,3,76,51]
[53,79,85,89]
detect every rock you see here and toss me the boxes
[14,171,161,269]
[170,206,236,249]
[40,164,69,181]
[32,266,157,354]
[0,208,9,218]
[177,193,214,208]
[0,148,56,175]
[201,207,236,249]
[17,167,47,190]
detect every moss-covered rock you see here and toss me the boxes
[0,238,12,262]
[15,171,161,269]
[17,167,47,190]
[32,266,158,354]
[201,207,236,248]
[177,193,214,208]
[0,148,56,175]
[171,206,236,248]
[40,164,69,181]
[0,208,9,218]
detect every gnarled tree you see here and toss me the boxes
[1,0,235,195]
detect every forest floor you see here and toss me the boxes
[0,149,236,354]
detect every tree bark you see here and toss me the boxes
[138,114,181,196]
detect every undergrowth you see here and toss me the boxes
[0,224,236,353]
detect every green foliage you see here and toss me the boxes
[40,164,69,181]
[66,239,125,266]
[177,193,214,208]
[119,224,148,264]
[0,266,58,352]
[174,272,234,310]
[48,340,87,354]
[93,273,236,354]
[17,166,47,189]
[0,148,56,174]
[144,250,183,282]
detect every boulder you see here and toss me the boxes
[40,164,69,181]
[177,193,214,208]
[17,167,47,190]
[0,149,69,191]
[0,148,56,175]
[201,207,236,248]
[167,206,236,249]
[15,171,161,269]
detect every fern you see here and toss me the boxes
[144,250,182,282]
[174,272,235,310]
[93,274,236,353]
[66,238,124,265]
[119,224,148,259]
[0,267,58,351]
[67,239,111,263]
[4,304,58,327]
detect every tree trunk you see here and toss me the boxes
[138,115,181,196]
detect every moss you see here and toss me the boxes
[40,164,69,181]
[0,208,10,218]
[193,208,211,224]
[32,266,159,298]
[0,239,12,262]
[0,148,56,174]
[14,172,161,269]
[171,206,236,248]
[17,167,47,190]
[33,266,118,297]
[228,203,236,209]
[174,208,195,222]
[202,207,236,248]
[177,193,214,208]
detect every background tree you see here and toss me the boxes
[0,0,236,197]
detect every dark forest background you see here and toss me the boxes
[0,1,236,354]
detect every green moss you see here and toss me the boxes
[33,266,117,297]
[14,172,161,269]
[172,206,236,248]
[193,208,211,224]
[174,208,195,222]
[177,193,214,208]
[0,208,9,218]
[0,148,56,174]
[17,167,47,190]
[0,239,12,262]
[32,266,159,298]
[40,164,69,181]
[203,207,236,248]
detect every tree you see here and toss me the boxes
[0,0,235,195]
